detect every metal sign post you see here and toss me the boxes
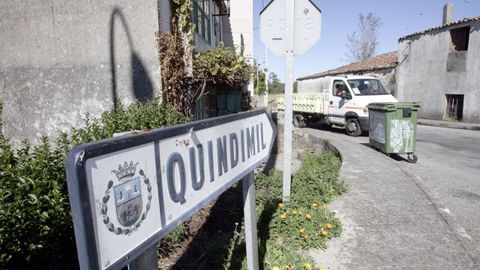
[283,0,295,201]
[260,0,321,202]
[66,110,276,270]
[243,171,259,270]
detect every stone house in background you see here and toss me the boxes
[396,4,480,123]
[297,51,398,95]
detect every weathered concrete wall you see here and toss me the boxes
[396,21,480,123]
[0,1,161,145]
[229,0,253,60]
[229,0,254,94]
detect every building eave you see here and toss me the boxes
[399,16,480,41]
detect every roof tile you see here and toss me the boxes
[399,16,480,41]
[298,51,397,80]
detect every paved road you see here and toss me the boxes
[403,125,480,261]
[309,123,480,265]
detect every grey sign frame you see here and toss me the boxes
[66,109,276,270]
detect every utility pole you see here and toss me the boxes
[264,45,269,107]
[256,63,259,94]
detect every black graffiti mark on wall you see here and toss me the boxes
[109,7,153,109]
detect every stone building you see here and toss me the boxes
[396,4,480,123]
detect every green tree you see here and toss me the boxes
[253,63,266,95]
[268,72,285,94]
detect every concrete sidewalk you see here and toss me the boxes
[418,118,480,131]
[285,128,479,270]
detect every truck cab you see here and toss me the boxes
[326,76,397,136]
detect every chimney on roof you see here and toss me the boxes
[443,3,454,25]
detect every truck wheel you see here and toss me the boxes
[345,118,362,136]
[293,114,306,128]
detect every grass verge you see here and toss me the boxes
[224,151,346,269]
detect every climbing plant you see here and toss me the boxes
[193,43,252,91]
[158,0,253,118]
[158,32,194,117]
[157,0,194,117]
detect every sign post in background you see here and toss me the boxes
[260,0,321,201]
[67,110,275,270]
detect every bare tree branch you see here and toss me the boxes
[345,13,382,63]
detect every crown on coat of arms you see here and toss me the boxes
[112,161,139,180]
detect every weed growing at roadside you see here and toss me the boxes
[225,151,345,269]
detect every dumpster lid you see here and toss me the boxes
[367,102,422,111]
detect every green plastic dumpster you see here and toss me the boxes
[367,102,422,163]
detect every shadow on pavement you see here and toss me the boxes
[360,142,410,163]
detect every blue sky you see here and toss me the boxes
[253,0,480,80]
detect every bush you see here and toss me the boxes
[0,101,188,269]
[225,151,345,269]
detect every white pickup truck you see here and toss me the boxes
[275,75,398,136]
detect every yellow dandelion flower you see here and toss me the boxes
[278,203,284,209]
[311,202,318,208]
[292,210,298,215]
[322,229,328,236]
[319,223,323,227]
[303,263,312,270]
[285,264,294,270]
[280,213,287,220]
[322,203,328,209]
[272,266,281,270]
[305,214,312,220]
[299,227,305,234]
[304,235,309,240]
[319,267,325,270]
[326,223,333,229]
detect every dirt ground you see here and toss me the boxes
[157,184,245,269]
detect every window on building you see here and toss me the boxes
[193,0,211,43]
[450,26,470,51]
[445,94,464,121]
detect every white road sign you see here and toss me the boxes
[260,0,322,56]
[67,110,276,270]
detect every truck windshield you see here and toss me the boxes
[347,79,389,96]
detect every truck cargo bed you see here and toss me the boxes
[274,93,325,114]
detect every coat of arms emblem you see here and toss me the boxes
[100,161,152,235]
[114,175,142,226]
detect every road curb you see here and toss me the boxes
[396,164,480,269]
[293,127,480,269]
[417,120,480,131]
